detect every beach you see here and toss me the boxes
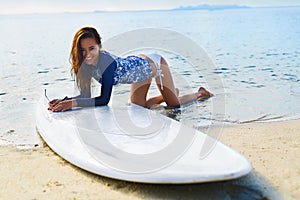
[0,119,299,199]
[1,6,299,200]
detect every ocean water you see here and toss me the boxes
[0,7,299,148]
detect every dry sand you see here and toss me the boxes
[0,119,299,199]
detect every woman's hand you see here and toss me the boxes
[48,99,61,110]
[49,99,77,112]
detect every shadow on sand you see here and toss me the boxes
[83,169,281,200]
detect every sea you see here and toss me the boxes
[0,6,299,148]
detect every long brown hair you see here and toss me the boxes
[70,27,102,91]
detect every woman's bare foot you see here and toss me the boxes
[196,87,213,100]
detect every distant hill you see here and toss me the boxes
[172,4,250,11]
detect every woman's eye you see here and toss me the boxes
[89,47,95,51]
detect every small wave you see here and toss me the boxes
[261,68,273,71]
[55,78,68,81]
[239,114,285,124]
[38,70,49,74]
[244,65,256,69]
[266,53,279,56]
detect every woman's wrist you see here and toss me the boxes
[72,99,78,107]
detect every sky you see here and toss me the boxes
[1,0,300,14]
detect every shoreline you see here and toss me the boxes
[0,119,299,199]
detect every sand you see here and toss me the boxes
[0,119,299,200]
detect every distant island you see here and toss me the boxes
[172,4,250,11]
[93,4,250,13]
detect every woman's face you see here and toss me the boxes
[80,37,100,66]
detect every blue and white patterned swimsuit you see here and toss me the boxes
[113,55,153,85]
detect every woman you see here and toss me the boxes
[48,27,212,112]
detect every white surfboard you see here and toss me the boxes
[36,90,251,184]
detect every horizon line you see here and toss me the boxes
[1,4,300,16]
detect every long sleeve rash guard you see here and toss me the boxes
[73,51,117,107]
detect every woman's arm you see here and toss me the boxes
[50,61,116,112]
[75,60,116,107]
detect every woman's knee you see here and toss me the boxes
[130,97,146,107]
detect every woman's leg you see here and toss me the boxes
[153,56,180,107]
[176,87,213,105]
[144,87,212,108]
[131,55,180,108]
[131,55,212,108]
[130,79,176,108]
[155,56,213,107]
[145,88,179,108]
[130,77,152,107]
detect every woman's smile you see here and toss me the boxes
[80,37,100,66]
